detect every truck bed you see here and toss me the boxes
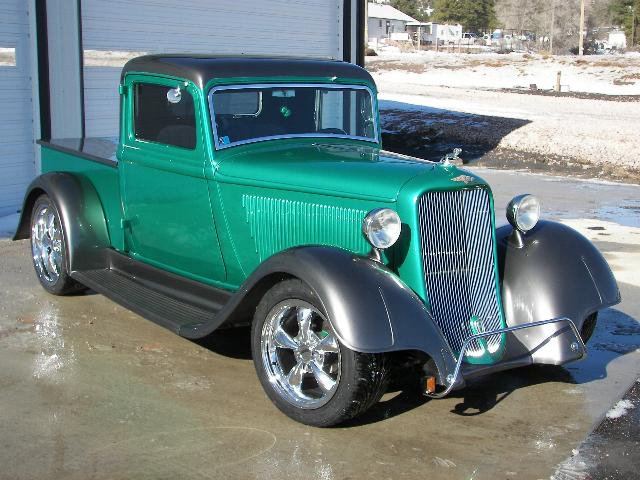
[38,136,123,250]
[37,137,119,166]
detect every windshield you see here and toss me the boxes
[209,84,377,149]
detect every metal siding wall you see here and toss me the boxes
[0,0,36,216]
[82,0,343,137]
[47,0,83,139]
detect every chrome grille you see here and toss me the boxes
[418,188,504,358]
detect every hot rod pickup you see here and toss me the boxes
[14,55,620,426]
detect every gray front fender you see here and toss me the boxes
[181,246,457,383]
[496,220,620,364]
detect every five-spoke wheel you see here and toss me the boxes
[252,279,388,426]
[31,202,63,285]
[29,195,85,295]
[261,300,341,409]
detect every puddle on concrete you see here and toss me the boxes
[566,309,640,385]
[595,204,640,228]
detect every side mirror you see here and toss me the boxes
[167,88,182,104]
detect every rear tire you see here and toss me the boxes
[251,279,388,427]
[29,194,86,296]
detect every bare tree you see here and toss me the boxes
[495,0,610,53]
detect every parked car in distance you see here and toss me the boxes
[461,32,478,45]
[14,55,620,427]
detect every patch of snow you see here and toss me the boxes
[0,213,19,240]
[552,456,590,480]
[379,96,471,117]
[605,399,635,419]
[369,51,640,95]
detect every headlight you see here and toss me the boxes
[362,208,401,249]
[506,194,540,233]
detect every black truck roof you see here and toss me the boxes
[121,55,374,89]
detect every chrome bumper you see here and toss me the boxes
[426,317,587,399]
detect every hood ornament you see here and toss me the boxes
[452,174,475,184]
[440,147,462,167]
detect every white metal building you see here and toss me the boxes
[0,1,38,218]
[367,2,417,44]
[408,22,463,45]
[0,0,366,216]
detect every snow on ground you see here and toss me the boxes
[605,399,635,419]
[373,68,640,169]
[0,213,19,240]
[368,51,640,95]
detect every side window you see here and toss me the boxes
[133,83,197,149]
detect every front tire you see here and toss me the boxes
[30,194,85,295]
[251,279,388,427]
[580,312,598,343]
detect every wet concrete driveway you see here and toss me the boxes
[1,169,639,480]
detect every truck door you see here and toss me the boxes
[119,76,226,283]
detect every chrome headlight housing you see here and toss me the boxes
[506,194,540,233]
[362,208,401,249]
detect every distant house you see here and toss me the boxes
[608,30,627,50]
[367,2,418,43]
[593,27,628,51]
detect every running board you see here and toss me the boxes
[72,250,232,335]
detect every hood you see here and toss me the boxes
[213,139,482,202]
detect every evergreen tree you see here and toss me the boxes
[432,0,464,24]
[390,0,433,21]
[609,0,639,45]
[432,0,497,30]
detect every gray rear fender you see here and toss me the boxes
[496,220,620,364]
[182,246,457,384]
[13,172,111,272]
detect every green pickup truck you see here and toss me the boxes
[14,55,619,426]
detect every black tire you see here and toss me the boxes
[251,278,389,427]
[580,312,598,343]
[29,194,86,296]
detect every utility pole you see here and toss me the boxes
[364,1,368,52]
[550,0,556,54]
[578,0,585,55]
[633,5,637,47]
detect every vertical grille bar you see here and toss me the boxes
[418,188,504,358]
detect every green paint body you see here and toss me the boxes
[40,71,506,364]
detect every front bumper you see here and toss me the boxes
[426,317,587,398]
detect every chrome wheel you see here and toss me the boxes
[31,203,63,284]
[260,300,341,409]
